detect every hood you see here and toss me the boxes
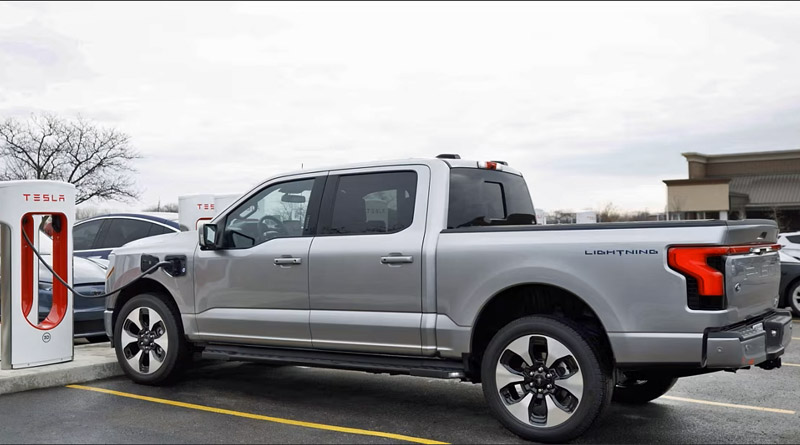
[112,230,198,256]
[38,254,107,285]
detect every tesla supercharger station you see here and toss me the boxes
[178,194,216,231]
[213,193,240,216]
[0,180,75,369]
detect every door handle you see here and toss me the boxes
[274,257,302,265]
[380,255,414,264]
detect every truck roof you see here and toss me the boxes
[275,157,523,179]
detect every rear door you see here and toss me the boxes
[308,165,430,355]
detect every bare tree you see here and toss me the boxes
[597,202,621,223]
[76,207,111,220]
[550,209,575,224]
[0,113,141,204]
[143,202,179,213]
[668,196,685,221]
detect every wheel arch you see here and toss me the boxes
[468,282,616,380]
[112,278,179,333]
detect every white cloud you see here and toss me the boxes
[2,1,800,212]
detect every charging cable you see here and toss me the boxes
[22,228,170,299]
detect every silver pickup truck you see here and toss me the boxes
[105,155,793,442]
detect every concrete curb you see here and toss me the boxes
[0,343,122,395]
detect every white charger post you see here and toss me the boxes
[0,180,76,369]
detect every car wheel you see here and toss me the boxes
[481,316,613,443]
[787,281,800,317]
[612,376,678,404]
[114,293,189,385]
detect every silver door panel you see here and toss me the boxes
[308,237,423,312]
[310,311,423,354]
[195,237,313,312]
[196,308,312,348]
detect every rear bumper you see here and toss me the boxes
[705,309,793,368]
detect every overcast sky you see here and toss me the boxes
[2,1,800,213]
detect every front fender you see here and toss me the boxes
[105,232,198,316]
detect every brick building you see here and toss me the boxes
[664,149,800,232]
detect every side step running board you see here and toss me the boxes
[201,344,466,379]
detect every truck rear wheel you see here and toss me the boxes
[114,293,189,385]
[612,376,678,404]
[481,316,612,443]
[786,281,800,317]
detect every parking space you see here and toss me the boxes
[1,327,798,444]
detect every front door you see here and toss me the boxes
[309,165,429,355]
[194,174,326,348]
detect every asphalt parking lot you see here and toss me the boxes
[1,325,799,444]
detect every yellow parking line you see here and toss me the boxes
[661,395,795,415]
[783,363,800,367]
[67,384,448,444]
[792,337,800,340]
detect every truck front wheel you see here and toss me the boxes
[612,376,678,404]
[481,316,613,443]
[114,293,189,385]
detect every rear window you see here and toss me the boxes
[148,224,175,236]
[447,168,535,229]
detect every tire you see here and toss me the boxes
[114,293,189,385]
[612,376,678,404]
[86,335,109,344]
[481,316,613,443]
[786,281,800,317]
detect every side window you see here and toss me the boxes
[325,171,417,235]
[787,235,800,244]
[73,220,103,251]
[223,178,315,248]
[96,219,154,249]
[148,224,175,236]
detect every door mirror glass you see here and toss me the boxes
[199,223,218,250]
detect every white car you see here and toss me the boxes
[777,232,800,260]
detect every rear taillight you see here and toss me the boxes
[668,247,728,296]
[668,244,781,310]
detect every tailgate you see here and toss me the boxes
[725,250,781,317]
[668,220,780,317]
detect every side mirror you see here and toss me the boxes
[199,223,219,250]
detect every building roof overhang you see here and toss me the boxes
[681,149,800,164]
[663,178,731,186]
